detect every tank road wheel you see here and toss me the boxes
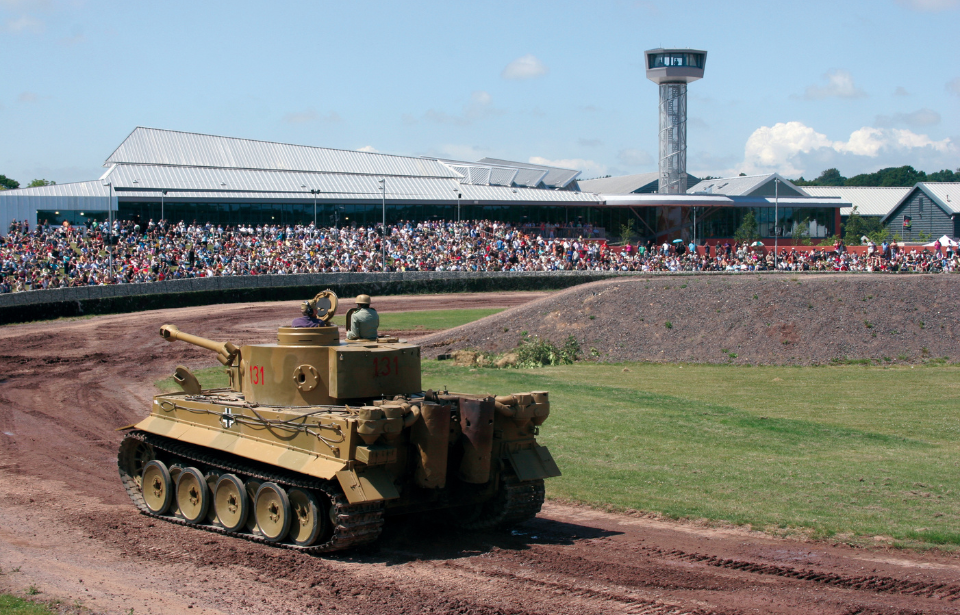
[287,488,325,547]
[119,437,156,490]
[255,483,291,542]
[176,467,211,525]
[141,460,174,515]
[214,474,249,532]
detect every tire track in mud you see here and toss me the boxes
[436,558,730,615]
[642,546,960,602]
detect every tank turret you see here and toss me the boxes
[158,290,421,406]
[118,290,560,553]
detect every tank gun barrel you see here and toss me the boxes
[159,324,239,366]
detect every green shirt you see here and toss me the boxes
[347,307,379,340]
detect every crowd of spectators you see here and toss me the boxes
[0,217,956,293]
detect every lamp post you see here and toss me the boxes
[774,178,780,270]
[454,189,462,224]
[692,206,697,246]
[161,190,167,223]
[310,189,319,228]
[377,178,386,272]
[101,179,113,279]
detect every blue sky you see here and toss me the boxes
[1,0,957,186]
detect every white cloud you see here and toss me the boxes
[356,146,379,154]
[424,91,504,126]
[18,91,38,103]
[739,120,955,176]
[888,128,952,151]
[742,122,833,175]
[896,0,959,11]
[529,156,606,178]
[617,148,653,167]
[281,109,341,124]
[801,69,866,100]
[947,77,960,97]
[875,108,940,127]
[5,14,43,32]
[833,127,886,156]
[501,54,548,80]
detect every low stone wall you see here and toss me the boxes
[0,271,625,325]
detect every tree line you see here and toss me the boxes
[0,175,56,190]
[792,166,960,187]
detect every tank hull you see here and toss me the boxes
[119,388,560,551]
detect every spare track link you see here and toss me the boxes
[458,474,545,530]
[118,430,384,553]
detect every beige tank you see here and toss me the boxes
[118,290,561,553]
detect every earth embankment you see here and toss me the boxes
[420,274,959,365]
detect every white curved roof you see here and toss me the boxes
[803,186,911,216]
[105,127,461,179]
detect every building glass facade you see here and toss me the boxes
[698,207,835,239]
[113,200,833,242]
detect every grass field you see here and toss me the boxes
[152,305,960,550]
[329,308,504,331]
[421,361,960,549]
[165,361,960,549]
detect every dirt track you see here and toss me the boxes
[1,291,959,614]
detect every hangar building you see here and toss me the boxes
[0,127,848,242]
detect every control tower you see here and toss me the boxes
[645,48,707,194]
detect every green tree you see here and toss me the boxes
[842,208,884,246]
[27,179,56,187]
[0,174,18,190]
[846,165,924,187]
[618,219,636,245]
[791,217,811,245]
[733,211,759,243]
[927,168,960,183]
[842,208,867,246]
[793,168,846,186]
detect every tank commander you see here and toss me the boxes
[291,301,322,328]
[346,294,379,340]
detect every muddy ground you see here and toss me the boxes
[1,289,959,614]
[420,274,960,365]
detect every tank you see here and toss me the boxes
[118,290,561,553]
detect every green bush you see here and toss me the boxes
[514,335,581,368]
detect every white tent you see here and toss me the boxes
[924,235,959,247]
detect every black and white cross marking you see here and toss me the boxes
[220,407,236,429]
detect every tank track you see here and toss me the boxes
[453,474,545,531]
[118,430,384,553]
